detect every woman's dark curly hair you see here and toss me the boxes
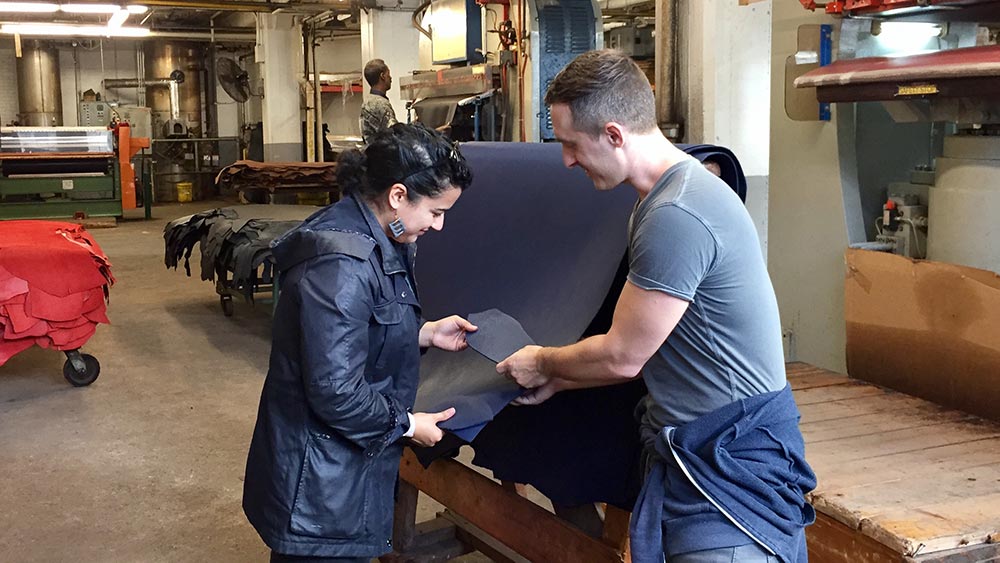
[336,123,473,202]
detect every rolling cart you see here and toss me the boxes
[0,220,114,387]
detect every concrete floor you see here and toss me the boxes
[0,202,495,562]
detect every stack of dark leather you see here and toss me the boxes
[164,204,318,302]
[215,161,340,199]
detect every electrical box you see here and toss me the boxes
[430,0,483,65]
[116,106,152,140]
[79,102,152,140]
[78,101,110,127]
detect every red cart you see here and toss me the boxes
[0,220,114,386]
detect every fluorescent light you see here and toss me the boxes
[0,2,59,12]
[108,8,128,27]
[873,22,942,56]
[60,3,123,13]
[126,4,146,13]
[0,22,149,37]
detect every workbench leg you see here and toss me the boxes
[393,480,420,552]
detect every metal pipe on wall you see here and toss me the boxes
[654,0,680,139]
[313,28,322,162]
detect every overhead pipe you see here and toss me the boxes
[141,0,352,12]
[104,75,183,121]
[312,26,322,162]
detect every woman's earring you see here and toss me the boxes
[389,213,406,237]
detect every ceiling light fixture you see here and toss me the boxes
[0,22,150,37]
[0,2,59,12]
[60,3,124,13]
[108,8,129,28]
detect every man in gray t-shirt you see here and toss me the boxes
[498,50,811,563]
[629,157,785,431]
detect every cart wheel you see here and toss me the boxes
[221,295,234,317]
[63,354,100,387]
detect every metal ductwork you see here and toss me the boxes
[145,41,203,139]
[16,41,63,127]
[136,41,205,202]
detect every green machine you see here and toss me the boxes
[0,127,122,220]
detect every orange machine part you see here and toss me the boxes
[115,124,150,210]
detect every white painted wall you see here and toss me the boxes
[62,40,141,126]
[679,0,772,258]
[316,35,363,137]
[256,13,305,161]
[768,5,848,371]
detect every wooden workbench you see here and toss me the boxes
[392,362,1000,562]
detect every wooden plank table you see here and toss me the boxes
[788,362,1000,562]
[391,363,1000,562]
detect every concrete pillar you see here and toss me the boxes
[677,0,772,257]
[767,2,848,371]
[361,1,423,126]
[256,13,303,161]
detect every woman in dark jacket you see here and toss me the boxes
[243,124,476,562]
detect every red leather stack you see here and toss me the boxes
[0,220,114,366]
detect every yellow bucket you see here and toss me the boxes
[176,182,193,203]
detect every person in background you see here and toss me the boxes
[360,59,397,145]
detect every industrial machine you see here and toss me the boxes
[0,125,148,220]
[400,65,503,142]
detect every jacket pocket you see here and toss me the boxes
[371,300,403,371]
[289,433,371,539]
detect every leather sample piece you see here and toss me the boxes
[410,142,749,508]
[0,221,114,365]
[465,309,535,364]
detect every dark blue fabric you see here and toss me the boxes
[629,384,816,563]
[410,142,754,508]
[676,143,748,203]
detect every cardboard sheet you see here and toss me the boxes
[845,249,1000,423]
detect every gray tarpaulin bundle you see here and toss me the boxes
[412,142,748,509]
[163,204,316,302]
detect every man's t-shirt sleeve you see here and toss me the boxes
[627,203,719,302]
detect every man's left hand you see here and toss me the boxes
[421,316,478,351]
[497,345,550,389]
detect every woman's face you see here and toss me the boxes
[391,185,463,244]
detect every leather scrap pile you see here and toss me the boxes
[163,204,317,302]
[0,220,114,365]
[215,161,340,196]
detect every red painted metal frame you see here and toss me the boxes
[799,0,999,15]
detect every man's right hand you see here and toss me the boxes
[512,378,564,406]
[409,407,456,447]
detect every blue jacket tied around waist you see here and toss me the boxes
[630,384,817,563]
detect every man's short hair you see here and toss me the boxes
[544,49,657,137]
[364,59,388,88]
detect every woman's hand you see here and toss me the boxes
[419,316,478,351]
[409,407,456,447]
